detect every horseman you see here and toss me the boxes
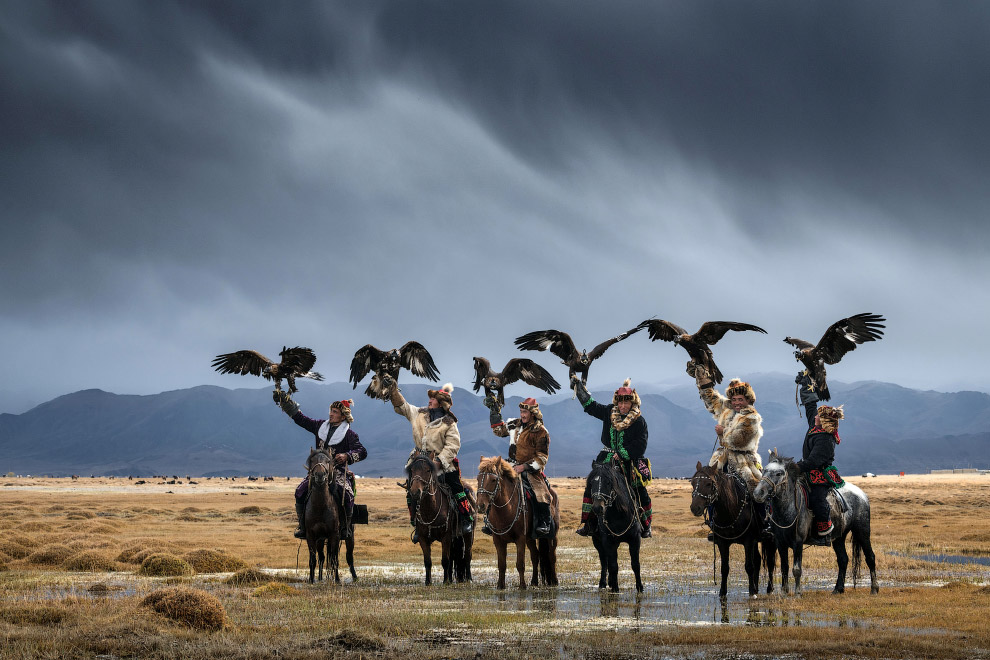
[797,404,845,542]
[796,369,819,428]
[274,392,367,540]
[484,396,554,538]
[688,362,767,541]
[388,380,474,540]
[572,378,652,539]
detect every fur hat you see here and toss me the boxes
[519,397,543,423]
[329,399,354,423]
[613,378,641,407]
[725,378,755,405]
[817,404,844,433]
[427,383,454,412]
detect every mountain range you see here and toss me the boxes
[1,374,987,477]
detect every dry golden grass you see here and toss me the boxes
[0,473,986,659]
[25,544,74,566]
[183,548,248,573]
[64,550,118,572]
[140,587,227,630]
[138,553,194,577]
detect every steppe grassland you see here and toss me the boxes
[0,474,988,659]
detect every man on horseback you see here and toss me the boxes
[389,381,474,540]
[274,392,367,540]
[572,378,653,539]
[485,396,554,538]
[688,363,767,541]
[798,404,845,543]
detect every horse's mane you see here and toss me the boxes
[478,456,517,481]
[697,464,744,512]
[406,450,441,478]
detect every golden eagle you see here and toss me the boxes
[636,319,767,385]
[513,326,643,385]
[784,312,886,401]
[471,357,561,407]
[211,346,324,393]
[349,341,440,400]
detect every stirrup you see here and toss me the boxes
[707,532,715,543]
[575,524,590,537]
[411,529,420,544]
[640,526,652,539]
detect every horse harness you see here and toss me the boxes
[694,469,754,540]
[476,469,524,536]
[407,454,451,530]
[591,462,640,537]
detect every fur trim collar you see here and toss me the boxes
[610,404,641,431]
[418,408,457,425]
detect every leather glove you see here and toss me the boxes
[571,377,592,405]
[274,390,299,416]
[482,395,499,411]
[692,363,713,389]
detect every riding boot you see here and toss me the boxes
[339,504,352,539]
[534,502,553,539]
[293,497,306,539]
[444,470,474,536]
[575,487,593,536]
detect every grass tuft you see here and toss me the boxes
[0,540,31,559]
[237,505,263,515]
[140,586,227,630]
[27,543,74,566]
[138,553,194,577]
[183,549,247,573]
[251,581,299,597]
[65,550,119,571]
[224,567,269,585]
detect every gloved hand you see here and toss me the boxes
[692,363,713,389]
[482,395,499,411]
[570,376,591,405]
[274,390,299,416]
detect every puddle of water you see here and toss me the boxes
[890,552,990,567]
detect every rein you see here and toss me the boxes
[591,463,638,538]
[477,469,524,536]
[408,455,447,529]
[760,466,801,531]
[694,470,754,541]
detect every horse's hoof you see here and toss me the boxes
[871,586,880,594]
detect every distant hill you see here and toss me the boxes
[1,375,987,477]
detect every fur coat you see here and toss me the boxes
[493,418,549,473]
[699,386,763,489]
[391,389,461,472]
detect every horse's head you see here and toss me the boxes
[755,450,798,503]
[587,461,627,518]
[689,461,720,517]
[475,456,516,514]
[406,451,441,500]
[307,448,332,487]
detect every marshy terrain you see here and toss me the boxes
[1,474,988,659]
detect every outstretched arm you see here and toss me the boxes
[688,362,729,418]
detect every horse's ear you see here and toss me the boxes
[696,461,703,471]
[309,448,316,455]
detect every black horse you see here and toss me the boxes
[690,461,776,599]
[304,448,341,584]
[584,458,643,593]
[754,451,879,595]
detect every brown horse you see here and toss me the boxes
[403,451,474,585]
[476,457,559,590]
[304,448,341,584]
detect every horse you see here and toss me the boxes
[753,451,879,595]
[689,461,776,599]
[403,451,474,585]
[584,458,643,593]
[476,456,558,590]
[304,448,341,584]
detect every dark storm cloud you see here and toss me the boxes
[0,1,987,410]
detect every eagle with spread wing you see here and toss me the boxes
[349,341,440,400]
[513,326,643,385]
[211,346,324,393]
[472,357,561,407]
[636,319,767,385]
[784,312,885,401]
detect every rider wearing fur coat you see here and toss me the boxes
[485,396,554,538]
[389,381,474,539]
[274,392,367,539]
[572,377,653,539]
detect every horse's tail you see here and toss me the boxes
[851,534,863,588]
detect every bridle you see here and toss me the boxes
[476,468,523,536]
[407,453,445,527]
[692,468,753,540]
[590,461,638,537]
[759,465,800,530]
[307,450,332,487]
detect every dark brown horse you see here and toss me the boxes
[304,448,341,584]
[476,456,558,590]
[585,459,643,593]
[690,461,776,599]
[403,451,474,585]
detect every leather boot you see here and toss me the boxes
[339,504,352,539]
[534,502,553,539]
[575,521,591,537]
[294,497,306,539]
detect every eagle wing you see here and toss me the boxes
[278,346,318,374]
[211,350,275,378]
[472,357,493,392]
[399,341,440,381]
[694,321,768,346]
[514,330,579,363]
[813,313,886,365]
[637,319,689,343]
[501,358,561,394]
[588,324,644,360]
[349,344,385,388]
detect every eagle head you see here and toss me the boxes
[579,350,589,365]
[486,376,500,389]
[793,350,804,361]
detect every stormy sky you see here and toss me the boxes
[2,1,988,413]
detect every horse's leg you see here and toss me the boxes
[852,521,880,594]
[527,539,540,587]
[548,537,559,586]
[332,538,341,585]
[441,536,453,585]
[744,539,759,598]
[516,538,527,590]
[629,537,643,594]
[792,542,803,595]
[346,535,357,582]
[593,535,607,589]
[307,540,317,584]
[463,533,473,583]
[607,541,620,593]
[763,539,777,595]
[317,539,325,582]
[718,540,730,600]
[495,537,508,590]
[421,534,432,586]
[832,531,849,594]
[777,540,790,595]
